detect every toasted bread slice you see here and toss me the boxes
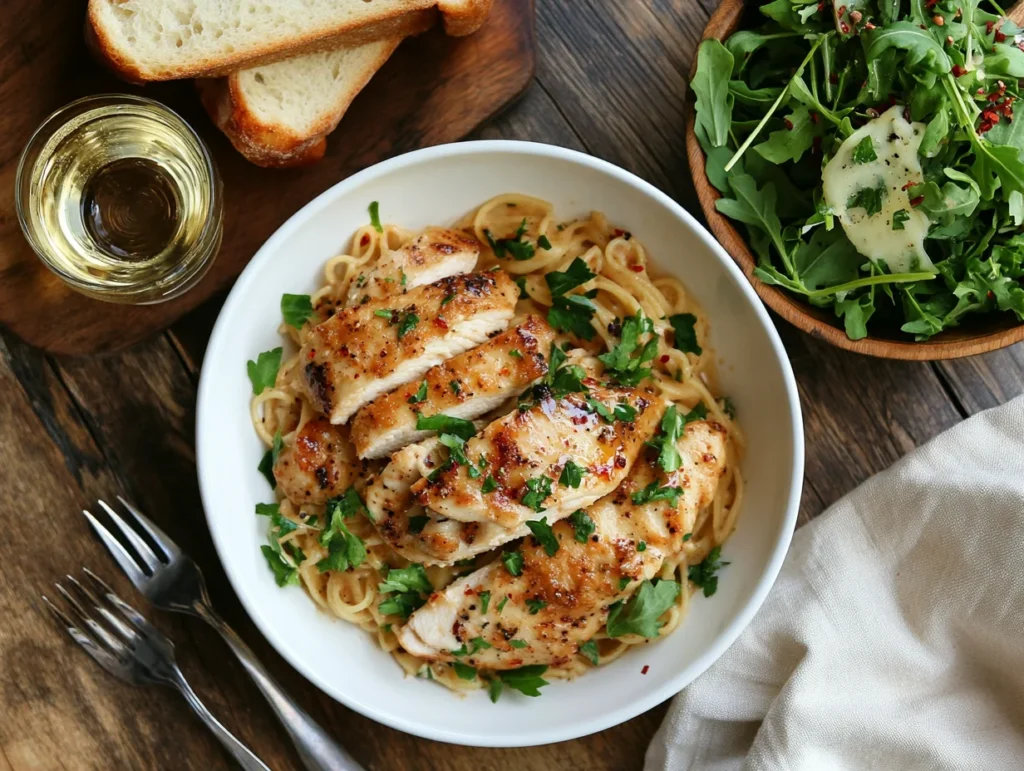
[87,0,494,82]
[197,38,405,168]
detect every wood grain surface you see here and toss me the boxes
[1,1,1022,770]
[0,0,534,356]
[685,0,1024,360]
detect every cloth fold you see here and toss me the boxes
[646,396,1024,771]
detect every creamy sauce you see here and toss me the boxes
[822,105,934,273]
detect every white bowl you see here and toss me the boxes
[196,140,804,747]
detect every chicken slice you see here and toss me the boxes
[301,270,518,424]
[397,420,729,669]
[350,316,556,459]
[273,417,364,506]
[344,227,480,306]
[411,384,669,530]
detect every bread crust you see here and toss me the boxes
[87,1,438,82]
[197,37,404,168]
[438,0,496,35]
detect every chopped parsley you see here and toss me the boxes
[374,309,394,318]
[847,182,886,217]
[281,294,316,329]
[497,596,509,613]
[479,591,491,614]
[378,564,432,618]
[668,313,702,355]
[408,515,429,534]
[452,662,477,680]
[439,431,471,467]
[497,665,549,698]
[578,640,599,665]
[488,678,503,703]
[315,505,367,574]
[257,431,283,488]
[514,275,530,298]
[509,349,523,359]
[485,218,535,260]
[637,541,647,552]
[558,460,586,489]
[605,579,681,638]
[646,404,707,473]
[441,292,455,306]
[247,348,282,395]
[683,532,693,542]
[397,312,419,339]
[408,380,428,404]
[261,544,300,587]
[598,309,658,386]
[618,576,631,590]
[449,380,462,395]
[525,516,559,556]
[631,481,683,506]
[586,396,637,423]
[721,397,736,419]
[368,201,383,232]
[892,209,910,231]
[481,474,498,494]
[852,136,877,164]
[544,257,599,339]
[537,234,552,250]
[326,487,371,521]
[509,639,528,649]
[415,412,477,440]
[255,502,279,517]
[521,475,554,512]
[569,509,596,543]
[688,546,729,597]
[501,551,524,577]
[544,257,596,297]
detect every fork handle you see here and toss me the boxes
[196,604,365,771]
[171,669,272,771]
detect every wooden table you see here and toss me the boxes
[3,2,1022,770]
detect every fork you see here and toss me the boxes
[84,497,363,771]
[43,570,270,771]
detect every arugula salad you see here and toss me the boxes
[692,0,1024,339]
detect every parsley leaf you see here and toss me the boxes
[452,662,477,680]
[892,209,910,231]
[545,257,596,297]
[257,432,283,488]
[526,598,547,614]
[668,313,703,355]
[468,637,492,654]
[397,312,419,339]
[847,182,886,217]
[498,665,550,697]
[378,593,426,618]
[605,579,681,638]
[415,413,477,441]
[485,218,536,260]
[326,487,370,521]
[481,475,498,493]
[548,293,597,339]
[586,396,637,423]
[489,678,503,703]
[509,639,528,649]
[316,505,367,573]
[408,381,428,404]
[449,379,461,395]
[255,502,280,517]
[852,136,877,164]
[558,460,586,488]
[521,475,554,512]
[598,309,658,385]
[408,515,429,534]
[247,348,282,395]
[647,404,706,473]
[497,596,509,613]
[537,234,552,250]
[525,516,559,556]
[281,294,315,329]
[688,546,729,597]
[630,481,683,506]
[502,551,524,577]
[578,640,599,665]
[479,591,491,614]
[369,201,383,233]
[261,544,300,587]
[378,564,432,595]
[569,510,596,543]
[509,348,523,359]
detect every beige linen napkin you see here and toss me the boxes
[646,396,1024,771]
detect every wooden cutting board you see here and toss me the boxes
[0,0,535,355]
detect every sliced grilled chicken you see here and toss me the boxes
[411,384,669,530]
[301,270,518,424]
[397,420,729,669]
[366,435,542,566]
[344,227,480,306]
[273,417,364,506]
[350,316,555,459]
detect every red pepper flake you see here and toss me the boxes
[434,317,449,330]
[307,349,316,359]
[784,118,794,130]
[996,30,1007,42]
[951,64,966,77]
[641,665,650,675]
[659,355,670,363]
[902,181,916,191]
[360,233,370,246]
[629,264,644,272]
[910,195,925,207]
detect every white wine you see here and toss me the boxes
[16,95,223,304]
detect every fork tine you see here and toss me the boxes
[83,509,149,590]
[42,594,125,675]
[85,569,160,638]
[55,581,126,657]
[69,573,138,644]
[97,499,163,572]
[115,496,181,560]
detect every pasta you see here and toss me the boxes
[251,194,744,694]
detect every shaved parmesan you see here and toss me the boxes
[822,105,935,274]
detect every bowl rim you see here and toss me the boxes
[686,0,1024,361]
[195,139,805,746]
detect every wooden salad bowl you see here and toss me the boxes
[686,0,1024,360]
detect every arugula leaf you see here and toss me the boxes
[521,475,554,512]
[688,546,729,597]
[281,294,316,329]
[525,517,559,556]
[691,39,735,149]
[569,510,596,543]
[247,348,282,395]
[558,461,586,488]
[502,551,524,577]
[415,413,477,441]
[865,22,951,74]
[669,313,702,355]
[257,432,283,488]
[605,579,681,638]
[498,665,550,697]
[754,106,819,164]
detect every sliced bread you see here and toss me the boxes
[198,38,405,167]
[87,0,494,82]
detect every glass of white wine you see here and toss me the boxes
[16,94,223,304]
